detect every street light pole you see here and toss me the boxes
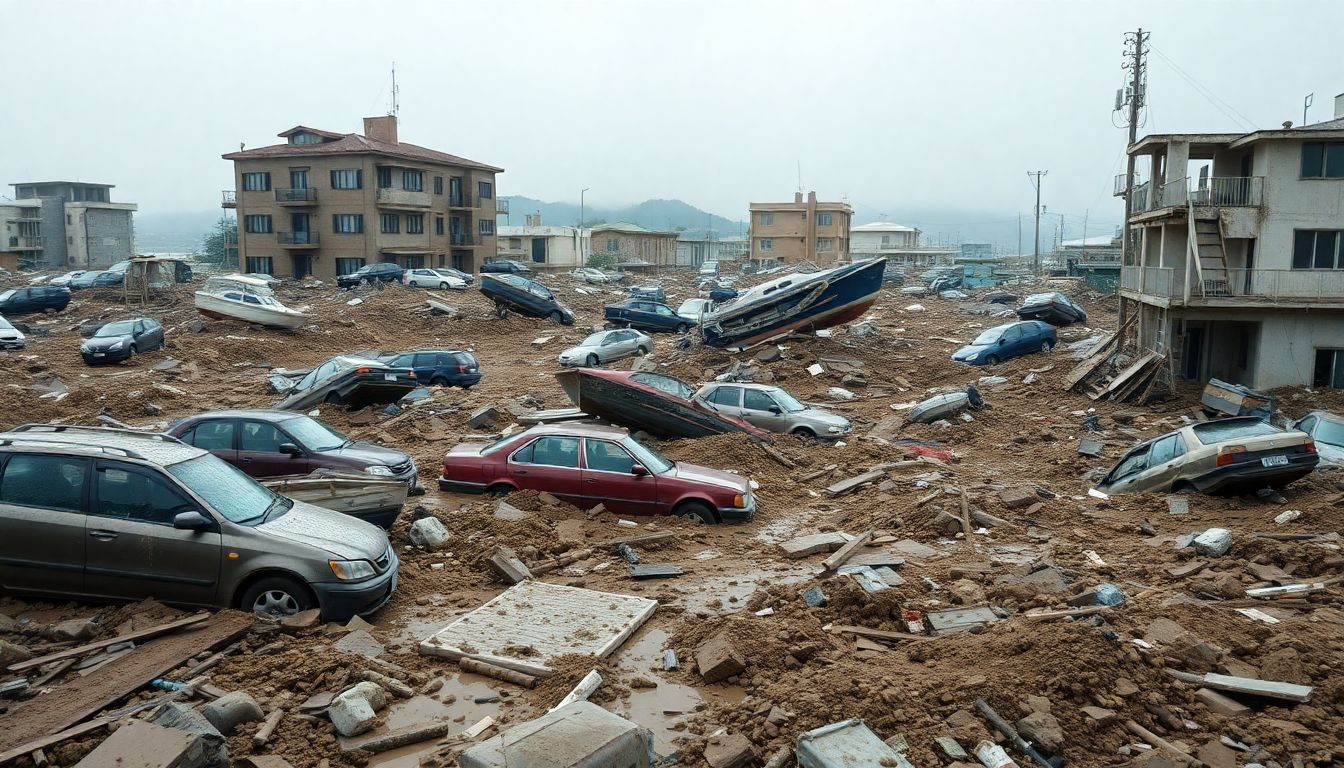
[579,188,589,229]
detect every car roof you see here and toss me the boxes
[0,425,206,465]
[177,409,309,424]
[519,422,630,439]
[704,381,779,392]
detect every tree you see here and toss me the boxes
[586,251,618,270]
[198,216,237,266]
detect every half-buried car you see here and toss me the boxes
[275,355,417,411]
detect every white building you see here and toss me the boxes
[1120,100,1344,390]
[676,234,746,266]
[849,221,956,267]
[497,224,590,272]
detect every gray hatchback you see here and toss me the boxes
[0,425,398,620]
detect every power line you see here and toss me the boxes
[1149,46,1256,131]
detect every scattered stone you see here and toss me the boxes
[1080,706,1117,724]
[493,500,531,521]
[801,586,828,607]
[1015,711,1064,753]
[488,545,534,585]
[848,322,876,337]
[778,532,849,559]
[76,718,219,768]
[703,732,755,768]
[696,632,746,684]
[1166,496,1190,515]
[756,347,782,363]
[1192,528,1233,557]
[334,629,385,659]
[935,735,969,762]
[998,486,1037,509]
[0,639,33,666]
[279,608,322,632]
[408,517,450,549]
[202,691,264,736]
[187,319,208,333]
[151,701,228,767]
[1195,688,1250,717]
[1076,439,1104,457]
[466,405,501,429]
[943,710,993,747]
[327,681,388,737]
[49,617,97,641]
[828,387,855,401]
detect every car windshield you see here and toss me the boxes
[581,332,607,346]
[1190,419,1281,445]
[1312,418,1344,448]
[772,389,808,412]
[623,435,673,474]
[972,326,1009,345]
[0,316,12,330]
[281,416,350,451]
[95,321,136,337]
[0,290,13,301]
[1024,293,1057,304]
[677,300,705,314]
[167,453,291,525]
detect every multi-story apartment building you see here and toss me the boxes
[1119,103,1344,390]
[749,192,852,264]
[222,116,503,280]
[849,221,956,267]
[589,223,678,267]
[3,181,136,270]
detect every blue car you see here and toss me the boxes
[627,283,666,303]
[604,299,695,334]
[382,349,481,388]
[952,320,1057,366]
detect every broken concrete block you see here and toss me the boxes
[202,691,264,736]
[1195,687,1250,716]
[943,710,993,748]
[1015,711,1064,753]
[696,631,745,684]
[334,629,385,659]
[0,639,33,666]
[328,681,388,737]
[75,719,217,768]
[704,732,755,768]
[466,405,501,429]
[935,735,968,762]
[801,586,828,607]
[488,546,533,585]
[1192,528,1233,557]
[279,608,322,632]
[756,346,782,363]
[1166,496,1190,515]
[1080,706,1116,724]
[151,701,228,768]
[408,517,450,550]
[537,491,561,506]
[998,486,1037,509]
[1076,439,1104,457]
[493,500,531,521]
[778,532,849,559]
[848,322,876,337]
[49,617,97,641]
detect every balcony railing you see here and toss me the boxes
[496,198,510,215]
[224,230,239,245]
[1132,176,1264,214]
[376,188,431,208]
[1120,266,1175,297]
[450,233,476,246]
[1131,181,1149,211]
[275,188,317,204]
[221,190,237,207]
[6,236,43,249]
[1121,265,1344,303]
[277,231,319,246]
[448,193,473,208]
[1113,173,1130,197]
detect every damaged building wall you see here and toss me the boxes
[1168,308,1344,389]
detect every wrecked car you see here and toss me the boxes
[952,320,1056,366]
[626,282,666,303]
[0,285,70,315]
[1016,291,1087,326]
[382,349,481,388]
[694,382,851,440]
[337,261,404,289]
[908,386,984,424]
[0,424,398,620]
[438,422,756,522]
[481,258,533,274]
[402,268,467,290]
[571,267,625,283]
[1291,411,1344,465]
[604,299,694,334]
[79,317,165,365]
[558,328,652,367]
[556,368,769,440]
[0,315,25,350]
[479,273,575,325]
[1095,417,1319,495]
[676,298,714,323]
[275,355,417,411]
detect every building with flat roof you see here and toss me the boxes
[222,116,502,280]
[589,222,678,268]
[497,220,590,272]
[4,181,136,270]
[749,192,852,264]
[676,234,746,266]
[849,221,956,268]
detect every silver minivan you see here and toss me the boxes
[694,383,851,439]
[0,425,398,620]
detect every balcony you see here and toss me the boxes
[1113,173,1129,197]
[1121,265,1344,306]
[496,198,510,215]
[6,236,43,250]
[1130,176,1263,218]
[450,233,476,246]
[275,188,317,205]
[448,193,474,209]
[224,230,239,245]
[277,231,319,248]
[221,190,237,208]
[376,188,430,209]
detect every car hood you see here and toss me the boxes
[84,334,132,350]
[1316,443,1344,465]
[559,344,598,358]
[665,462,748,492]
[953,344,990,360]
[796,408,850,429]
[258,500,389,560]
[323,441,410,467]
[0,328,23,340]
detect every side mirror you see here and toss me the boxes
[768,405,782,415]
[279,442,302,457]
[997,338,1006,346]
[631,464,649,477]
[173,511,212,530]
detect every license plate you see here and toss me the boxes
[1261,455,1289,467]
[384,374,397,381]
[93,353,104,358]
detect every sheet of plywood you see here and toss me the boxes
[418,581,658,676]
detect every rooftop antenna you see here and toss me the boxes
[1303,92,1313,126]
[796,160,802,193]
[389,62,400,117]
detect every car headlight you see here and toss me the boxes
[108,340,123,351]
[80,343,90,353]
[365,465,394,476]
[329,559,376,580]
[828,425,844,434]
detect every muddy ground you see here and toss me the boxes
[0,266,1341,767]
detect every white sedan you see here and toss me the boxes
[403,268,467,290]
[571,267,625,284]
[676,298,714,322]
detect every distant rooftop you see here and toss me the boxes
[590,222,677,236]
[11,181,115,189]
[223,120,502,173]
[851,221,916,233]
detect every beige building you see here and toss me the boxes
[589,223,678,267]
[222,116,503,280]
[749,191,852,264]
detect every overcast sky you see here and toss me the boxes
[4,0,1342,236]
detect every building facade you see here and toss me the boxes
[1119,108,1344,390]
[589,223,678,267]
[3,181,136,270]
[749,192,852,264]
[497,224,590,271]
[222,117,503,280]
[676,234,746,266]
[849,221,956,267]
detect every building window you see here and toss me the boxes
[290,132,321,145]
[759,238,773,251]
[478,219,495,236]
[245,256,273,275]
[1301,143,1344,179]
[606,238,619,253]
[817,212,833,226]
[332,214,364,234]
[376,167,392,189]
[433,176,444,195]
[1315,349,1344,388]
[816,237,834,252]
[881,235,891,246]
[477,181,493,199]
[335,258,365,276]
[1292,229,1342,269]
[509,238,523,250]
[330,169,362,189]
[760,213,774,225]
[380,214,400,234]
[403,170,424,192]
[241,172,271,191]
[407,214,424,234]
[435,215,445,235]
[403,255,425,269]
[243,214,273,234]
[67,214,72,225]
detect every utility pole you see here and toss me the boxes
[1017,215,1022,259]
[1027,171,1047,275]
[579,187,589,228]
[1119,28,1149,336]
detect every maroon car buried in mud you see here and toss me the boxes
[438,422,756,523]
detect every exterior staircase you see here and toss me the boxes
[1189,204,1230,297]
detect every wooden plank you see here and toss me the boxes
[1062,334,1118,390]
[1099,352,1162,399]
[822,530,873,571]
[7,612,210,673]
[600,531,676,549]
[1200,673,1313,703]
[340,722,453,754]
[827,625,931,642]
[823,469,886,498]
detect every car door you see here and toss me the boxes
[144,319,164,349]
[0,453,89,595]
[412,352,440,382]
[704,385,745,418]
[581,438,657,514]
[507,436,583,503]
[237,420,310,477]
[178,419,239,466]
[743,389,790,433]
[998,324,1025,358]
[1099,443,1152,494]
[131,319,147,349]
[653,304,680,330]
[603,331,631,360]
[84,460,222,606]
[1129,434,1189,492]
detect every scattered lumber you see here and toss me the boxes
[8,612,210,673]
[822,530,873,571]
[341,722,453,754]
[459,657,538,689]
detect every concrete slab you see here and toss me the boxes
[926,607,1000,636]
[73,720,199,768]
[778,532,850,559]
[419,581,658,676]
[459,701,654,768]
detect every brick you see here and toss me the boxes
[696,631,745,684]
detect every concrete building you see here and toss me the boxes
[676,234,746,266]
[1119,104,1344,390]
[589,223,678,268]
[497,222,590,272]
[222,116,502,280]
[849,221,957,267]
[749,192,852,264]
[4,181,137,270]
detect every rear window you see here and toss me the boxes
[0,454,87,512]
[1191,419,1281,445]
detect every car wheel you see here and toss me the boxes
[485,483,515,496]
[549,311,565,324]
[674,501,715,524]
[324,391,344,406]
[675,323,689,334]
[439,282,449,290]
[431,376,449,387]
[360,278,369,286]
[586,354,599,367]
[791,427,816,440]
[240,576,314,618]
[126,345,137,361]
[985,354,1000,365]
[495,301,509,319]
[1171,480,1196,493]
[636,346,649,356]
[1041,341,1054,353]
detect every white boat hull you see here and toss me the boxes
[194,292,308,330]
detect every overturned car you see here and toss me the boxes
[556,368,768,440]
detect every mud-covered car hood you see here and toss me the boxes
[258,500,388,560]
[666,462,748,492]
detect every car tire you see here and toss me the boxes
[431,376,448,387]
[324,391,344,406]
[675,323,689,334]
[1171,480,1196,493]
[674,501,715,524]
[586,354,599,367]
[550,311,564,324]
[495,301,509,319]
[985,354,1000,365]
[126,345,137,361]
[359,278,369,286]
[1041,341,1054,353]
[636,346,649,356]
[485,483,515,496]
[791,427,816,440]
[240,576,314,618]
[439,282,449,290]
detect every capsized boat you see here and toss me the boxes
[907,386,984,424]
[261,469,407,529]
[194,274,308,330]
[555,368,769,440]
[699,258,885,349]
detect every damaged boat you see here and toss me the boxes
[699,258,885,349]
[555,368,769,440]
[261,469,408,529]
[193,274,308,330]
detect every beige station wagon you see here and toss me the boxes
[0,424,397,620]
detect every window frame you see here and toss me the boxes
[332,214,364,234]
[760,212,774,225]
[743,389,779,412]
[759,238,773,251]
[817,212,833,226]
[1301,142,1344,179]
[330,169,362,190]
[380,213,401,234]
[243,214,273,234]
[91,460,202,527]
[433,176,444,195]
[402,170,424,192]
[582,438,638,474]
[241,172,271,192]
[477,180,493,199]
[508,436,580,469]
[0,453,88,513]
[1292,229,1343,269]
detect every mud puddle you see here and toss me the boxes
[362,672,505,767]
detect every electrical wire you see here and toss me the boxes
[1149,46,1256,130]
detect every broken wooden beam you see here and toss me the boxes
[1124,719,1204,767]
[822,530,873,571]
[459,657,538,689]
[529,548,593,576]
[823,469,886,498]
[759,443,796,469]
[601,531,676,549]
[826,625,931,643]
[1164,669,1312,703]
[251,707,286,749]
[548,669,602,712]
[341,722,453,754]
[8,612,210,673]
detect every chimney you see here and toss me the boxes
[807,191,817,204]
[1335,92,1344,119]
[363,115,398,144]
[794,192,803,203]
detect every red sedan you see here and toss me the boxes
[438,423,755,523]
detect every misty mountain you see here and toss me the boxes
[500,196,747,240]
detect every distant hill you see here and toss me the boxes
[136,210,233,254]
[500,196,746,240]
